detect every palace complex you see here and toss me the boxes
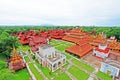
[11,28,120,79]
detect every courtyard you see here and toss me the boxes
[12,39,113,80]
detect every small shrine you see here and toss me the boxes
[8,48,26,71]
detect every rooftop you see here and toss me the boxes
[40,44,53,49]
[48,51,65,62]
[103,59,120,69]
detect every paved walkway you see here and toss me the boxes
[65,71,77,80]
[24,51,49,80]
[88,68,99,80]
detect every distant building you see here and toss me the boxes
[35,44,66,72]
[107,36,117,43]
[29,36,48,52]
[100,59,120,79]
[93,44,110,58]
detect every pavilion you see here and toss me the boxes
[8,48,26,71]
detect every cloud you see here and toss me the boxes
[0,0,120,26]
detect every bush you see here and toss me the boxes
[0,61,6,70]
[32,55,35,60]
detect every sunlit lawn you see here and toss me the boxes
[17,45,30,51]
[54,73,71,80]
[24,56,30,63]
[64,53,71,59]
[68,66,89,80]
[49,39,74,52]
[28,63,44,80]
[71,58,94,72]
[14,68,30,80]
[96,71,112,80]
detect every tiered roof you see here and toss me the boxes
[108,41,120,50]
[66,43,93,58]
[62,28,90,43]
[9,48,26,71]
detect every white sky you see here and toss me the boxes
[0,0,120,26]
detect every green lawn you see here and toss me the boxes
[68,66,89,80]
[94,78,97,80]
[28,63,44,80]
[14,68,30,80]
[96,71,112,80]
[17,45,30,51]
[63,52,71,59]
[54,73,71,80]
[49,39,75,60]
[49,39,74,52]
[71,58,94,72]
[55,45,69,51]
[24,56,30,63]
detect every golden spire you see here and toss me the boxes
[11,44,19,58]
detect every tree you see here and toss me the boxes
[0,31,21,57]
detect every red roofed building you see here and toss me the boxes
[107,36,117,43]
[8,48,26,71]
[29,36,48,52]
[50,30,65,39]
[19,36,29,45]
[90,34,107,47]
[40,30,49,38]
[62,28,90,43]
[17,30,37,45]
[66,43,93,58]
[93,44,110,58]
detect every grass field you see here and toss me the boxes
[71,58,94,72]
[24,56,30,62]
[96,71,112,80]
[14,69,30,80]
[49,39,74,52]
[49,39,74,60]
[28,63,44,80]
[54,73,71,80]
[17,45,30,51]
[68,66,89,80]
